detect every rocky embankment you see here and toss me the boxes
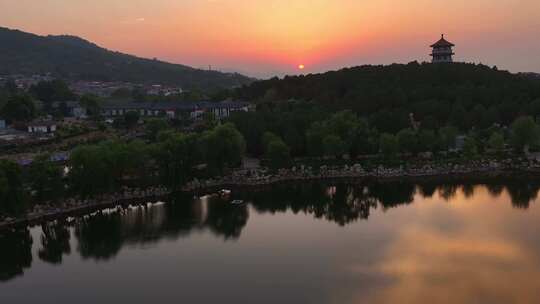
[183,158,540,191]
[0,186,169,230]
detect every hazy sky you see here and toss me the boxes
[1,0,539,78]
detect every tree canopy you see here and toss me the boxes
[511,116,540,153]
[234,63,540,133]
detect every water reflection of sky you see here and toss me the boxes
[2,182,540,303]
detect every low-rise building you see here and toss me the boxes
[27,121,58,134]
[101,101,250,120]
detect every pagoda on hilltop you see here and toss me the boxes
[430,34,455,63]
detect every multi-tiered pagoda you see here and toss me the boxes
[430,34,455,63]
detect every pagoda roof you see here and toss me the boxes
[430,34,455,47]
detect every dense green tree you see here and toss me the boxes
[379,133,399,157]
[306,121,327,157]
[228,111,267,155]
[79,94,101,118]
[200,112,219,130]
[510,116,540,154]
[123,111,140,128]
[69,140,149,196]
[265,138,292,169]
[30,80,75,110]
[417,129,438,152]
[323,135,346,158]
[463,136,479,158]
[325,111,359,140]
[145,118,170,141]
[200,123,246,174]
[370,109,410,133]
[69,145,115,196]
[156,133,201,189]
[439,125,459,151]
[0,160,26,215]
[348,119,377,156]
[28,155,64,202]
[488,132,505,154]
[1,94,36,122]
[262,132,282,151]
[397,128,418,154]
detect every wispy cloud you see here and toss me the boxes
[120,17,146,25]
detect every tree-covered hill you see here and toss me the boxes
[0,27,253,90]
[236,62,540,132]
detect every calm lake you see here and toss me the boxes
[2,179,540,304]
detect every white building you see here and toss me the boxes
[27,121,57,134]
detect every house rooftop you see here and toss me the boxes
[27,120,58,127]
[101,101,250,111]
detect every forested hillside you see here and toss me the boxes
[236,62,540,133]
[0,27,253,90]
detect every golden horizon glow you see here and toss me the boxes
[1,0,540,77]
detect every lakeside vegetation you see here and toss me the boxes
[3,63,540,219]
[1,108,539,218]
[0,121,246,216]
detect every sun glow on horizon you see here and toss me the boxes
[1,0,540,76]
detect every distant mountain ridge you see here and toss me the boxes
[0,27,254,90]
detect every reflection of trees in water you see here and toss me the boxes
[205,196,249,240]
[326,185,378,226]
[75,212,124,261]
[249,182,414,226]
[368,182,415,210]
[249,179,540,225]
[439,184,459,201]
[65,180,540,263]
[3,179,540,280]
[462,184,475,198]
[484,179,540,209]
[38,221,71,264]
[72,193,249,261]
[506,182,540,209]
[0,228,32,281]
[417,183,437,198]
[486,183,505,197]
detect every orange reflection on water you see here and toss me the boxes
[350,185,540,304]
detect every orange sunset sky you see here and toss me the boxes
[1,0,539,78]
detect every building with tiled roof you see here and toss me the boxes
[430,34,455,63]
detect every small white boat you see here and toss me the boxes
[219,189,232,196]
[231,200,244,205]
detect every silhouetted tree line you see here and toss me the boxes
[234,62,540,132]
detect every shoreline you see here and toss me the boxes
[2,168,540,231]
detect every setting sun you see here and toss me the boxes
[298,64,305,70]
